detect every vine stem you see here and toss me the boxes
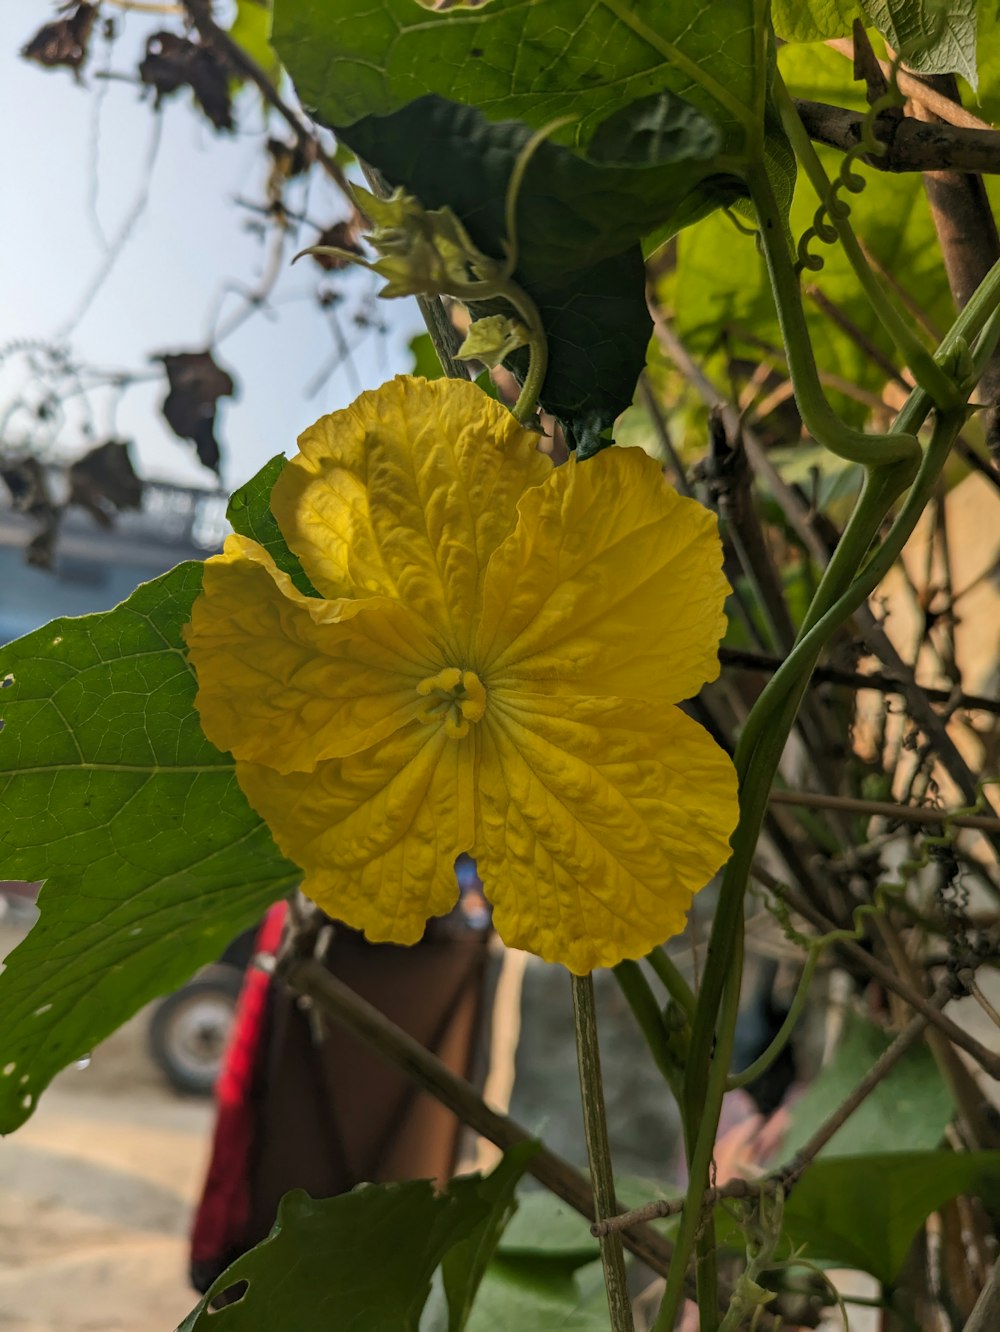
[653,156,1000,1331]
[570,973,634,1332]
[772,72,962,411]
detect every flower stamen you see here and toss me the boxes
[416,667,487,740]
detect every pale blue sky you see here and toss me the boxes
[0,2,423,492]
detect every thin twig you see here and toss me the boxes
[779,999,940,1184]
[757,872,1000,1079]
[964,1255,1000,1332]
[638,374,693,495]
[181,0,356,209]
[593,1178,776,1235]
[718,644,1000,715]
[571,974,634,1332]
[768,788,1000,835]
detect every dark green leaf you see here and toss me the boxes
[465,1257,610,1332]
[771,0,861,42]
[227,454,317,596]
[273,0,767,161]
[442,1141,539,1332]
[779,1151,1000,1283]
[409,331,444,380]
[778,1010,954,1161]
[180,1181,491,1331]
[497,1192,601,1269]
[337,96,664,445]
[0,564,297,1132]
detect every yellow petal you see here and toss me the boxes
[272,376,552,656]
[185,535,440,774]
[236,724,475,943]
[478,446,729,704]
[474,691,738,973]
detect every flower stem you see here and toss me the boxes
[570,973,634,1332]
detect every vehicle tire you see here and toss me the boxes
[148,964,243,1095]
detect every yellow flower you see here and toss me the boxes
[184,377,738,973]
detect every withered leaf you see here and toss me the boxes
[1,457,52,518]
[68,440,143,529]
[21,3,97,77]
[139,31,233,132]
[156,350,236,474]
[1,457,62,571]
[309,219,365,271]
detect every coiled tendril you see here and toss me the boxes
[795,58,905,276]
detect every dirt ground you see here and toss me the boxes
[0,920,215,1332]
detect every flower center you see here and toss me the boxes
[416,667,487,740]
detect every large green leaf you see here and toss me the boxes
[273,0,770,158]
[779,1151,1000,1284]
[179,1181,490,1331]
[778,1011,953,1161]
[0,563,297,1132]
[442,1142,539,1332]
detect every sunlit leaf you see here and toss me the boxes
[0,563,297,1132]
[273,0,769,160]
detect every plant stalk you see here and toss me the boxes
[571,973,634,1332]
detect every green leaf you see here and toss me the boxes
[771,0,861,43]
[227,454,318,596]
[779,1151,1000,1283]
[442,1141,539,1332]
[229,0,282,86]
[773,0,978,86]
[409,331,445,380]
[273,0,768,160]
[180,1180,492,1331]
[465,1258,610,1332]
[865,0,978,86]
[497,1192,601,1269]
[0,564,297,1133]
[778,1010,954,1160]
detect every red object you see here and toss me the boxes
[189,901,287,1274]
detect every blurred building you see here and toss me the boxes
[0,477,228,643]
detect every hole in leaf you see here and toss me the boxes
[52,636,63,645]
[33,1003,52,1017]
[1,674,13,688]
[2,1062,15,1076]
[20,1094,32,1110]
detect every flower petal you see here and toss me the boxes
[474,691,738,973]
[272,376,552,655]
[478,446,729,704]
[185,535,440,774]
[236,725,473,943]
